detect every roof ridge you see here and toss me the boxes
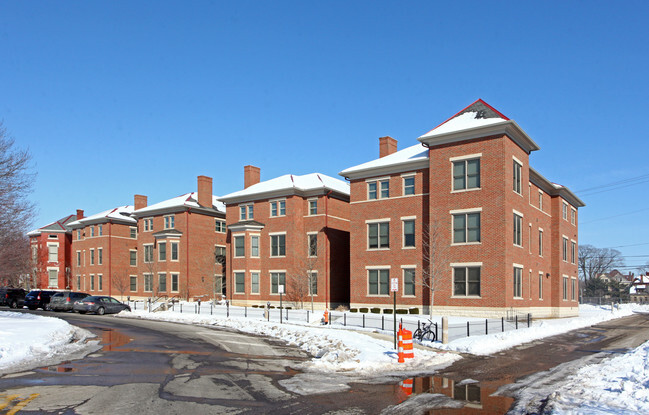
[420,98,509,137]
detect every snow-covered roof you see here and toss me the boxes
[419,111,508,138]
[339,144,429,179]
[27,214,78,236]
[67,206,136,228]
[220,173,349,203]
[133,193,225,216]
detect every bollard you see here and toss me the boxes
[180,304,182,313]
[442,316,449,344]
[285,307,288,321]
[344,313,346,326]
[307,310,309,322]
[210,304,212,315]
[363,314,365,328]
[435,322,438,341]
[515,315,518,329]
[467,321,470,337]
[502,317,504,332]
[245,306,247,318]
[485,319,488,335]
[382,315,384,331]
[527,313,531,327]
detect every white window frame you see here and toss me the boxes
[402,266,416,297]
[129,275,137,292]
[402,174,415,196]
[234,271,246,294]
[98,248,103,265]
[143,218,153,232]
[571,240,576,264]
[233,234,245,258]
[270,232,286,257]
[451,208,482,245]
[538,228,544,257]
[143,244,154,263]
[562,236,569,262]
[451,263,482,297]
[538,190,543,211]
[402,216,416,249]
[367,266,390,297]
[240,204,253,221]
[158,272,167,292]
[270,271,286,295]
[47,267,58,288]
[562,202,568,220]
[513,211,523,247]
[98,224,103,236]
[308,271,318,296]
[158,242,167,262]
[307,232,318,257]
[571,208,576,225]
[171,273,179,292]
[450,154,482,192]
[47,242,59,262]
[367,218,390,250]
[269,199,286,217]
[513,265,523,299]
[308,198,318,216]
[90,248,95,265]
[250,234,260,258]
[250,271,260,295]
[170,241,179,261]
[143,273,153,293]
[164,215,175,229]
[129,250,137,266]
[563,275,569,300]
[513,156,522,195]
[366,177,390,200]
[539,272,544,300]
[215,219,226,233]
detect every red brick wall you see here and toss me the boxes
[30,231,72,289]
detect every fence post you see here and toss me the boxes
[467,321,470,337]
[245,306,247,318]
[210,304,213,315]
[515,315,518,329]
[363,314,365,328]
[307,310,309,322]
[435,322,438,342]
[285,307,288,321]
[502,317,504,332]
[344,313,346,326]
[180,303,182,313]
[527,313,531,327]
[485,319,488,335]
[382,315,384,331]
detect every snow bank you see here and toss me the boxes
[0,311,97,373]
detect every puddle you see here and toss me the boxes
[97,328,133,351]
[395,375,514,414]
[41,362,76,373]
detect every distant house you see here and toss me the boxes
[630,275,649,303]
[219,166,350,309]
[599,269,634,287]
[27,213,80,289]
[66,205,137,297]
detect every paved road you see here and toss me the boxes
[0,311,402,414]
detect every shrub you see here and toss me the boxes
[409,308,419,314]
[370,307,381,314]
[350,308,358,313]
[359,307,369,313]
[335,305,349,312]
[252,305,259,308]
[384,309,393,314]
[396,309,408,314]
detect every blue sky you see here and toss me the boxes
[2,1,648,271]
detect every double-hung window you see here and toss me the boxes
[452,158,480,191]
[403,268,415,296]
[170,242,179,261]
[159,242,167,261]
[453,212,481,244]
[571,208,576,225]
[270,200,286,217]
[308,233,318,257]
[309,271,318,295]
[164,215,174,229]
[538,229,544,256]
[234,272,245,294]
[251,272,260,294]
[538,272,543,300]
[513,159,522,194]
[48,243,59,262]
[453,266,481,296]
[403,219,415,248]
[368,179,389,200]
[215,219,226,233]
[171,274,179,292]
[250,235,259,257]
[90,249,95,265]
[403,175,415,195]
[368,221,389,249]
[562,203,568,220]
[144,218,153,232]
[514,266,523,298]
[144,245,153,263]
[308,199,318,215]
[130,227,137,238]
[270,234,286,257]
[368,269,389,296]
[98,248,103,265]
[571,241,576,264]
[144,274,153,292]
[513,213,523,247]
[234,236,245,257]
[271,272,286,294]
[240,204,254,220]
[98,225,103,236]
[159,273,166,292]
[130,250,137,266]
[130,276,137,292]
[563,237,568,262]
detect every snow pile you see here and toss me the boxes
[118,310,461,374]
[545,340,649,414]
[431,303,649,355]
[0,311,97,373]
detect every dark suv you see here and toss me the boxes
[0,287,26,309]
[50,291,90,312]
[24,290,57,310]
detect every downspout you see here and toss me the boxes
[325,190,333,309]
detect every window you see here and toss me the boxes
[453,212,480,244]
[234,236,245,257]
[90,227,95,237]
[563,276,568,300]
[77,230,81,240]
[240,204,253,220]
[571,241,576,264]
[215,246,226,263]
[159,242,167,261]
[90,249,95,265]
[538,191,543,211]
[130,276,137,291]
[368,269,389,296]
[234,272,245,294]
[403,176,415,196]
[368,222,389,249]
[309,199,317,215]
[513,213,523,247]
[309,271,318,295]
[453,158,480,191]
[76,251,81,267]
[271,234,286,257]
[159,273,166,292]
[90,275,95,291]
[215,219,226,233]
[130,227,137,238]
[130,250,137,266]
[98,225,103,236]
[144,218,153,232]
[48,243,59,262]
[171,273,179,292]
[563,237,568,262]
[164,215,175,229]
[270,200,286,217]
[453,266,480,296]
[98,248,103,265]
[403,220,415,247]
[77,275,81,291]
[170,242,179,261]
[513,159,522,194]
[514,267,523,298]
[563,203,568,220]
[98,274,103,291]
[538,229,543,256]
[251,272,260,294]
[368,179,389,200]
[271,272,286,294]
[144,274,153,292]
[48,269,58,287]
[539,272,543,300]
[251,235,259,257]
[403,268,415,296]
[571,208,576,225]
[308,234,318,256]
[571,278,576,301]
[144,245,153,263]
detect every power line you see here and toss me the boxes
[580,207,649,224]
[575,173,649,196]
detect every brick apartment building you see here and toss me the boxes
[27,214,78,289]
[340,99,584,318]
[219,166,350,309]
[67,206,137,298]
[130,176,227,301]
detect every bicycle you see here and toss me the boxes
[413,319,437,342]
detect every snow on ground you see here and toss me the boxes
[0,311,98,374]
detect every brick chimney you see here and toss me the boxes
[134,195,148,211]
[76,209,84,220]
[197,175,213,208]
[379,136,397,158]
[244,165,260,189]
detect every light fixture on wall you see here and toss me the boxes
[546,273,550,278]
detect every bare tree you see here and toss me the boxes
[419,219,450,319]
[286,236,319,311]
[112,272,130,301]
[578,244,624,282]
[0,122,36,285]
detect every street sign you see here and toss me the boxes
[391,278,399,292]
[278,285,284,294]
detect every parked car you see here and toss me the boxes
[73,296,131,315]
[0,287,26,309]
[49,291,90,312]
[24,290,57,310]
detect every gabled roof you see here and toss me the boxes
[133,193,225,217]
[418,99,540,154]
[220,173,349,204]
[27,214,78,236]
[339,143,429,180]
[66,206,136,229]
